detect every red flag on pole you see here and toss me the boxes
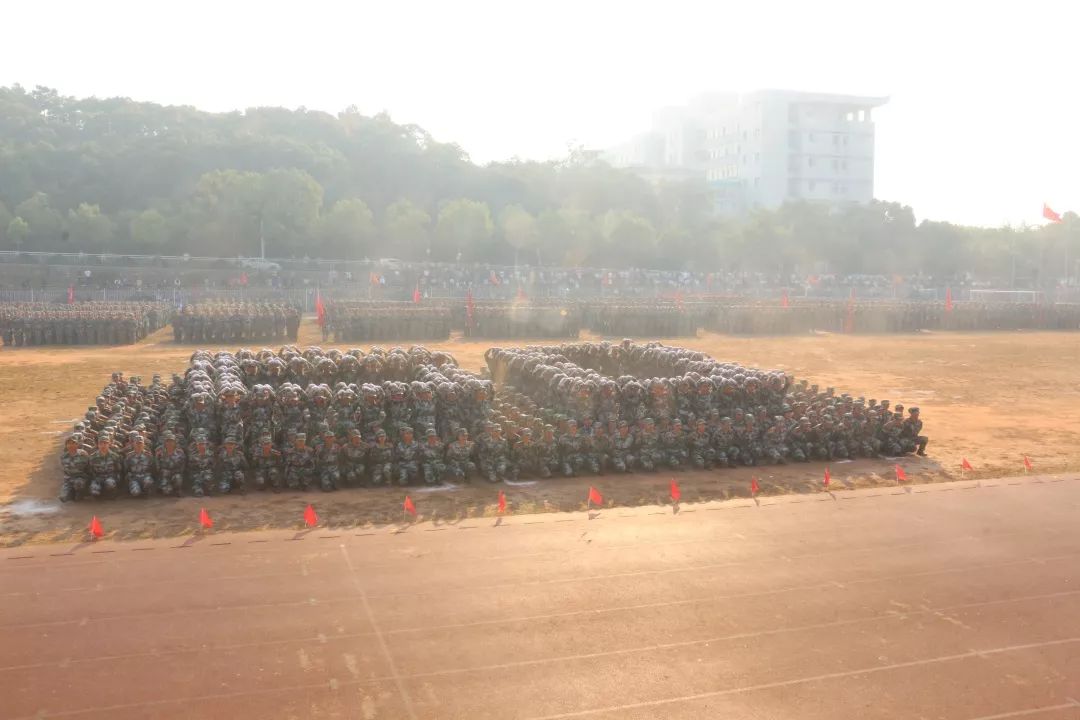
[1043,203,1063,223]
[412,285,421,304]
[1023,455,1033,471]
[404,495,417,516]
[315,290,326,327]
[199,507,213,529]
[895,464,907,482]
[823,468,831,488]
[944,287,954,313]
[751,477,760,495]
[781,290,790,308]
[587,486,603,507]
[303,504,318,527]
[669,478,681,503]
[67,285,75,304]
[516,285,527,302]
[497,490,506,514]
[961,457,973,471]
[89,515,103,540]
[489,270,501,285]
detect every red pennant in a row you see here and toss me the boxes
[823,468,831,488]
[497,490,507,514]
[588,486,603,507]
[669,479,681,503]
[199,507,213,529]
[961,458,973,471]
[751,477,760,495]
[1023,455,1033,471]
[895,465,907,482]
[303,504,318,527]
[89,515,103,540]
[403,495,416,517]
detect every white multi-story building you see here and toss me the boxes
[604,90,887,214]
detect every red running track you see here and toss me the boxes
[2,475,1080,719]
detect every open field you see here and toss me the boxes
[2,475,1079,719]
[2,326,1080,546]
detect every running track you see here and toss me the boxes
[2,475,1079,719]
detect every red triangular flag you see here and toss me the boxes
[303,504,318,527]
[1023,455,1033,471]
[823,468,831,488]
[199,507,213,529]
[895,464,907,482]
[944,287,954,312]
[89,515,103,539]
[497,490,506,514]
[315,290,326,327]
[587,486,603,506]
[781,290,790,308]
[404,495,417,516]
[669,478,681,503]
[412,285,421,303]
[751,477,760,495]
[1043,203,1063,223]
[961,458,973,471]
[67,285,75,304]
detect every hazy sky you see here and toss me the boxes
[2,0,1077,227]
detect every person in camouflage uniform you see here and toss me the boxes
[340,428,368,487]
[445,427,477,482]
[636,418,662,472]
[251,433,282,491]
[611,420,637,473]
[124,434,156,497]
[59,435,91,502]
[368,428,395,486]
[658,418,687,470]
[510,427,548,479]
[558,419,595,477]
[762,418,788,465]
[188,434,217,497]
[590,424,614,474]
[902,407,928,456]
[315,427,340,491]
[394,426,421,486]
[420,428,446,485]
[689,419,715,470]
[284,433,315,491]
[478,423,512,483]
[88,436,121,499]
[217,435,248,494]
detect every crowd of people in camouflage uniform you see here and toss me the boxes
[462,303,581,340]
[481,341,928,474]
[584,303,702,337]
[58,345,522,500]
[171,303,300,344]
[707,299,1080,335]
[60,340,929,500]
[324,302,451,342]
[0,302,171,347]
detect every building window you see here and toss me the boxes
[808,157,815,168]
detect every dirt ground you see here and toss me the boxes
[2,324,1079,546]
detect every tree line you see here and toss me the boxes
[0,85,1074,284]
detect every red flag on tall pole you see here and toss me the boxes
[67,285,75,304]
[823,468,831,488]
[412,284,421,304]
[1043,203,1063,223]
[669,478,681,503]
[1023,455,1033,472]
[315,290,326,327]
[303,504,318,527]
[961,458,973,471]
[497,490,506,514]
[587,486,603,507]
[199,507,213,529]
[944,287,954,312]
[404,495,417,516]
[751,477,760,495]
[781,289,790,308]
[89,515,103,540]
[895,464,907,482]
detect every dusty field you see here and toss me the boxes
[2,324,1079,546]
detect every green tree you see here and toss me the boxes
[67,203,116,253]
[499,204,539,264]
[434,198,493,262]
[129,209,170,252]
[382,198,431,261]
[6,216,29,251]
[14,192,64,248]
[318,198,376,259]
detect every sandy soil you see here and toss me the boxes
[2,324,1079,546]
